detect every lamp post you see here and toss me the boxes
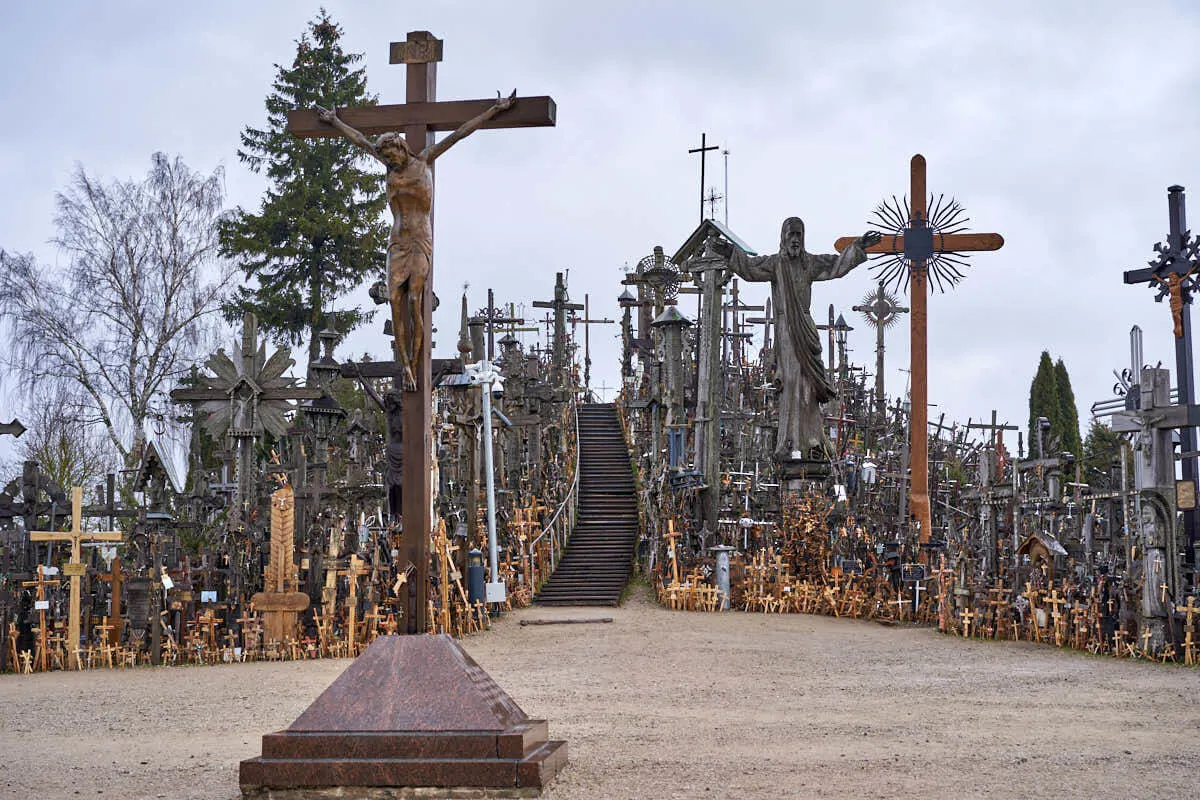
[466,360,506,604]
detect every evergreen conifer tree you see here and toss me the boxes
[1054,357,1082,458]
[219,9,388,371]
[1027,350,1060,458]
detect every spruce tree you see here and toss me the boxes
[1053,357,1082,458]
[1027,350,1060,458]
[1082,419,1126,492]
[219,9,388,370]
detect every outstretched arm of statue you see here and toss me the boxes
[315,105,383,162]
[423,90,517,161]
[813,230,880,281]
[724,248,775,283]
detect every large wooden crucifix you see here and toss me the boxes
[835,154,1004,547]
[29,487,124,669]
[289,31,555,633]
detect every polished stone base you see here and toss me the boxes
[240,635,567,798]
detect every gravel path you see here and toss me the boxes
[2,588,1197,799]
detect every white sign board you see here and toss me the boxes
[34,600,50,611]
[485,581,507,604]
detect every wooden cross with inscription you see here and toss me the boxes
[836,155,1004,549]
[289,31,555,634]
[29,487,124,669]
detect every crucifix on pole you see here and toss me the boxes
[1124,184,1200,562]
[289,31,555,633]
[835,154,1004,548]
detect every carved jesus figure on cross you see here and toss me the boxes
[316,90,517,391]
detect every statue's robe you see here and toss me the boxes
[726,219,865,460]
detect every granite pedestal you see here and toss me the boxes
[240,635,567,798]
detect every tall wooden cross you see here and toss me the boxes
[835,154,1004,548]
[29,487,124,669]
[289,31,554,633]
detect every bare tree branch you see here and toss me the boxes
[0,153,231,466]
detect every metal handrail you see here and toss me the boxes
[528,398,580,588]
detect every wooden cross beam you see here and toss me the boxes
[290,31,555,634]
[835,154,1004,549]
[29,487,123,669]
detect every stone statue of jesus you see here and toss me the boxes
[315,91,517,392]
[714,218,880,463]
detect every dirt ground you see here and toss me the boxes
[2,588,1198,800]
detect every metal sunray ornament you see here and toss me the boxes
[867,194,974,294]
[855,282,906,331]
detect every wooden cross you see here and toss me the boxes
[289,32,554,634]
[663,520,682,584]
[1179,595,1199,629]
[29,487,123,670]
[98,556,124,648]
[836,155,1004,547]
[960,606,975,637]
[339,554,370,653]
[20,565,60,672]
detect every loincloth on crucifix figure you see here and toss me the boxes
[714,218,879,465]
[316,91,516,391]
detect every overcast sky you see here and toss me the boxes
[3,0,1200,469]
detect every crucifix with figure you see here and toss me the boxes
[289,31,555,633]
[1124,184,1200,564]
[835,154,1004,548]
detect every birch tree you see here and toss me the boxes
[0,153,230,465]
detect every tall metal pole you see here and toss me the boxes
[723,149,730,227]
